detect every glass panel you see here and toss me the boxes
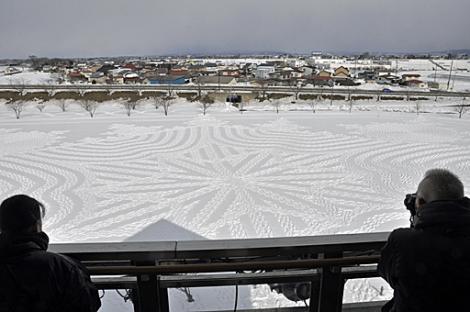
[343,278,393,303]
[168,283,312,311]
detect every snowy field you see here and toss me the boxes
[0,99,469,310]
[0,67,57,84]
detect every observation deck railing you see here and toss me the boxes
[50,232,389,312]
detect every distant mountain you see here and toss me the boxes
[443,49,470,55]
[160,50,293,58]
[325,49,470,57]
[2,48,469,62]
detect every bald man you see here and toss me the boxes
[379,169,470,312]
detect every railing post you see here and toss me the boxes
[134,261,163,312]
[136,273,159,312]
[317,253,345,312]
[157,281,170,312]
[309,278,320,312]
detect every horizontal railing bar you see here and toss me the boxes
[342,301,387,312]
[342,265,378,279]
[87,255,380,275]
[90,267,379,290]
[159,270,320,288]
[90,265,379,289]
[50,241,178,261]
[50,232,388,261]
[173,233,386,259]
[92,276,137,289]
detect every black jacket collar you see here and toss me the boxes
[414,197,470,234]
[0,231,49,260]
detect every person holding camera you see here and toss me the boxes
[379,168,470,312]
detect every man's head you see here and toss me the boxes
[416,169,464,209]
[0,194,45,234]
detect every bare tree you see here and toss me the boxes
[52,91,71,112]
[57,99,69,112]
[147,92,165,110]
[308,100,316,114]
[414,100,422,115]
[80,100,99,118]
[41,84,61,112]
[6,83,26,119]
[74,87,86,99]
[330,85,334,106]
[124,92,142,116]
[28,90,50,113]
[35,101,46,112]
[109,91,140,116]
[165,83,174,97]
[122,99,135,117]
[199,94,214,115]
[122,99,143,117]
[78,90,102,118]
[271,99,281,114]
[195,76,204,98]
[454,99,470,119]
[6,99,26,119]
[348,98,354,113]
[153,96,163,110]
[239,100,245,113]
[161,96,174,116]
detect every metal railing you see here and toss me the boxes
[50,232,389,312]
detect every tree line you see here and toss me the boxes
[1,86,468,119]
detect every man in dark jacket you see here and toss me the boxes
[379,169,470,312]
[0,194,101,312]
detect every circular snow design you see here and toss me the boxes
[0,114,469,242]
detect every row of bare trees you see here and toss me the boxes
[1,85,181,119]
[2,92,215,119]
[2,85,469,119]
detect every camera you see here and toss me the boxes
[404,193,417,216]
[404,193,417,227]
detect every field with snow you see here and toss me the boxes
[0,67,57,85]
[0,98,469,310]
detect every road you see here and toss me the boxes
[1,83,469,98]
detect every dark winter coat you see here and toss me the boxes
[0,231,101,312]
[378,197,470,312]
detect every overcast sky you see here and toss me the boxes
[1,0,469,58]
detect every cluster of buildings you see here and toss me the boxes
[2,53,463,90]
[60,56,395,88]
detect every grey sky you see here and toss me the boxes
[1,0,469,58]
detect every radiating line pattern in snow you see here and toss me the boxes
[0,114,469,242]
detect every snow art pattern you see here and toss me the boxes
[1,113,469,242]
